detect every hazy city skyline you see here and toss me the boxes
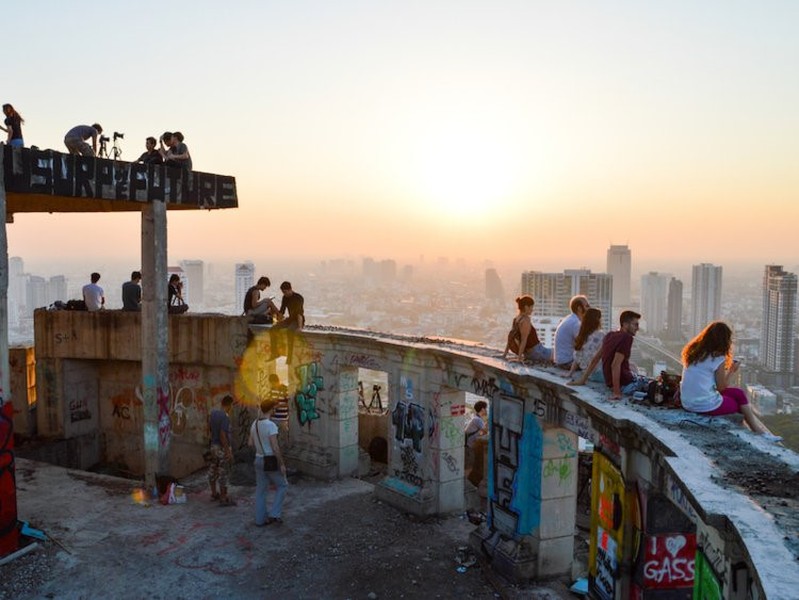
[5,2,799,267]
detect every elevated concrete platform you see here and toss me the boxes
[3,145,237,215]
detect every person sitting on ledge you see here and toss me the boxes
[168,274,189,314]
[502,294,552,363]
[243,276,279,323]
[680,321,782,443]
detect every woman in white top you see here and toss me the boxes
[248,399,289,525]
[568,308,605,385]
[680,321,780,442]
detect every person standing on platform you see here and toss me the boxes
[1,104,24,147]
[208,395,236,506]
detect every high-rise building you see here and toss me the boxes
[606,245,631,307]
[691,263,722,336]
[26,276,47,310]
[521,268,613,332]
[485,268,504,303]
[235,262,255,312]
[760,265,797,375]
[47,275,67,305]
[666,277,684,340]
[640,272,670,334]
[181,260,204,305]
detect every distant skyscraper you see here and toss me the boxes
[606,245,631,307]
[235,262,255,312]
[521,268,612,332]
[760,265,797,375]
[485,268,504,303]
[691,263,722,335]
[47,275,67,305]
[26,276,47,310]
[181,260,204,304]
[640,272,670,334]
[666,277,684,340]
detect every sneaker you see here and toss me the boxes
[761,432,783,444]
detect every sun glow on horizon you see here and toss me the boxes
[411,125,523,221]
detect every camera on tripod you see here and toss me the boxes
[98,130,124,159]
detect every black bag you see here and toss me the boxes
[66,299,87,311]
[263,455,279,471]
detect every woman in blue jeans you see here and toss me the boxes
[248,399,289,525]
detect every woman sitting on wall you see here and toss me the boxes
[567,307,606,384]
[502,294,552,363]
[680,321,781,443]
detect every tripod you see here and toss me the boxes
[97,137,122,160]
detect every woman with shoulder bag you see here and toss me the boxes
[248,399,289,525]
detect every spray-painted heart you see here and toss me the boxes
[665,535,686,557]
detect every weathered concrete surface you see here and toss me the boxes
[7,458,573,599]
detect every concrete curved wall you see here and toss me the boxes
[30,312,798,598]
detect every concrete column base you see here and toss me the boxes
[374,476,437,515]
[283,443,336,480]
[469,526,538,582]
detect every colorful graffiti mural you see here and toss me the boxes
[294,362,323,427]
[589,452,626,600]
[488,393,543,537]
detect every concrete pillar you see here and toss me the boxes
[428,389,465,513]
[375,366,438,515]
[0,149,9,411]
[0,151,20,556]
[141,201,169,489]
[329,366,359,476]
[471,394,578,581]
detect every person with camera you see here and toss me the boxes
[159,130,192,170]
[248,399,288,526]
[64,123,102,156]
[680,321,781,443]
[168,274,189,314]
[137,136,163,165]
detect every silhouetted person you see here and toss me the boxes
[122,271,142,311]
[137,137,163,164]
[269,281,304,361]
[64,124,102,156]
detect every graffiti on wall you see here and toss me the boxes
[68,395,91,423]
[294,362,323,428]
[589,452,626,600]
[693,550,722,600]
[391,400,425,452]
[489,393,542,537]
[641,534,696,589]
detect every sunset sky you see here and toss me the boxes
[5,1,799,274]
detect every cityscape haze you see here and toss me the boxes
[4,3,799,444]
